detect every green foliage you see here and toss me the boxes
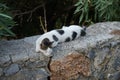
[74,0,120,24]
[94,0,120,21]
[0,0,77,38]
[0,3,15,38]
[1,0,119,39]
[74,0,90,23]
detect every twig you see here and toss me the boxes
[12,4,48,33]
[43,4,47,33]
[14,5,44,16]
[39,4,47,33]
[39,16,46,33]
[27,12,33,22]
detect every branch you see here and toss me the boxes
[13,4,44,17]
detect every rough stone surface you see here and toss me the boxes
[0,55,10,66]
[50,52,91,80]
[0,68,3,76]
[4,64,20,76]
[0,22,120,80]
[107,71,120,80]
[50,22,120,80]
[1,68,48,80]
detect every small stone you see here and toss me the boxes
[113,56,120,71]
[36,68,49,80]
[36,75,48,80]
[88,49,96,60]
[0,55,10,66]
[4,64,20,76]
[0,68,3,76]
[108,72,120,80]
[6,68,49,80]
[26,61,46,69]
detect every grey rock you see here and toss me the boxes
[0,55,10,66]
[24,35,40,45]
[113,56,120,71]
[11,52,29,62]
[26,61,46,69]
[4,64,20,76]
[51,22,120,60]
[0,22,120,80]
[108,72,120,80]
[94,48,110,69]
[87,49,96,60]
[0,38,42,63]
[51,22,120,79]
[0,68,3,76]
[2,68,48,80]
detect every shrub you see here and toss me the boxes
[74,0,120,24]
[0,3,15,39]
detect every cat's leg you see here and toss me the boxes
[46,48,53,57]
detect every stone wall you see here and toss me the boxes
[0,22,120,80]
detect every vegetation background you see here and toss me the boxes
[0,0,120,39]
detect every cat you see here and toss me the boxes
[36,25,86,57]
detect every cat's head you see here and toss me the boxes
[36,38,53,57]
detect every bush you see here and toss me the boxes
[0,3,15,39]
[74,0,120,24]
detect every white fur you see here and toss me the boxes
[36,25,84,56]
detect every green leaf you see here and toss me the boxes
[0,13,12,19]
[3,26,15,36]
[74,0,83,6]
[74,5,83,14]
[0,3,16,38]
[98,5,108,11]
[79,12,84,23]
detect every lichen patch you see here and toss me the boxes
[50,52,91,80]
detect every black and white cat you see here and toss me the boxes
[36,25,86,56]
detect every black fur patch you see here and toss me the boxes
[53,35,58,41]
[72,31,77,40]
[65,37,71,42]
[42,38,51,46]
[80,30,86,36]
[57,30,64,35]
[41,38,51,50]
[40,43,48,50]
